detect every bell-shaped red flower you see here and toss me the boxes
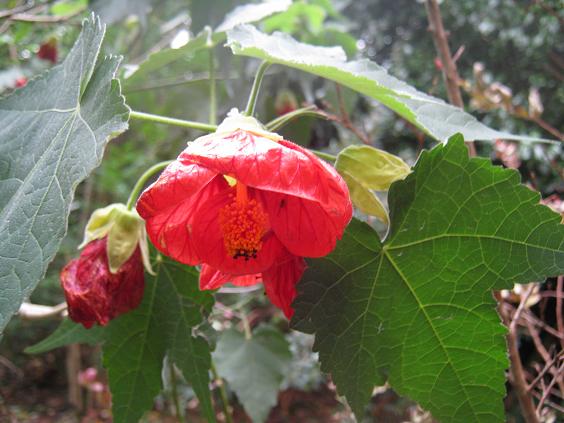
[61,237,144,328]
[137,113,352,318]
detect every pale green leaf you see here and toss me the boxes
[335,145,411,191]
[292,134,564,422]
[226,25,555,144]
[0,15,129,335]
[213,326,291,423]
[25,319,105,354]
[340,170,389,224]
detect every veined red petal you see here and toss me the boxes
[181,132,352,257]
[190,185,286,274]
[136,162,221,265]
[61,238,144,328]
[262,253,306,319]
[200,264,262,290]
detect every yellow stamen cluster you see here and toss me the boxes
[219,190,268,260]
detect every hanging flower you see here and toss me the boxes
[61,204,152,328]
[137,112,352,318]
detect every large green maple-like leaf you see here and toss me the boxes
[213,326,291,423]
[103,259,215,423]
[226,25,554,144]
[292,135,564,422]
[0,15,129,335]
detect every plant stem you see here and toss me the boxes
[311,150,337,163]
[169,361,182,421]
[424,0,477,156]
[244,61,271,117]
[126,161,173,210]
[266,105,327,131]
[129,110,217,132]
[211,362,233,423]
[208,48,217,126]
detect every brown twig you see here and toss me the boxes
[501,286,540,423]
[424,0,477,156]
[557,276,564,350]
[334,83,372,145]
[527,352,563,392]
[536,362,564,414]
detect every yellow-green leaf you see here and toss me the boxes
[336,145,410,191]
[340,170,389,224]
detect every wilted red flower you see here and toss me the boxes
[137,113,352,318]
[37,39,57,64]
[61,237,144,328]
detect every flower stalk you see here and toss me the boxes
[244,61,271,117]
[126,161,173,210]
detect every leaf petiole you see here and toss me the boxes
[129,110,217,132]
[126,161,174,210]
[265,105,328,131]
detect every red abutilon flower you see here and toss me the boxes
[137,111,352,318]
[61,204,153,328]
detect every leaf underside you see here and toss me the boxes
[226,25,554,144]
[292,135,564,422]
[0,15,129,334]
[213,326,292,423]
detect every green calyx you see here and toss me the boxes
[81,203,154,275]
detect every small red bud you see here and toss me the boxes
[37,39,58,64]
[15,77,27,88]
[434,57,443,71]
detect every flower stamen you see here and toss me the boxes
[219,183,268,260]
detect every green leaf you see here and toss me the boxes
[335,145,411,191]
[50,0,87,16]
[213,326,291,423]
[0,15,129,335]
[125,0,292,85]
[226,25,555,144]
[25,319,105,354]
[339,170,389,223]
[336,145,410,223]
[292,134,564,422]
[103,258,215,423]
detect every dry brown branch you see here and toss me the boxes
[424,0,476,156]
[556,276,564,350]
[501,285,541,423]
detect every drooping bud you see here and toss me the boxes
[274,89,298,116]
[37,38,58,64]
[61,237,144,328]
[80,203,154,275]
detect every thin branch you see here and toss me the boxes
[335,84,371,145]
[424,0,476,156]
[18,301,67,320]
[557,276,564,350]
[501,288,540,423]
[536,362,564,414]
[527,353,563,392]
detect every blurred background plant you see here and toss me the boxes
[0,0,562,421]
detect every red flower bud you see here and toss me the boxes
[37,39,58,64]
[15,77,27,88]
[61,237,144,328]
[274,90,298,116]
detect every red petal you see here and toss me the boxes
[200,264,262,290]
[181,132,352,257]
[262,254,306,319]
[61,238,144,328]
[136,162,221,265]
[189,186,286,274]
